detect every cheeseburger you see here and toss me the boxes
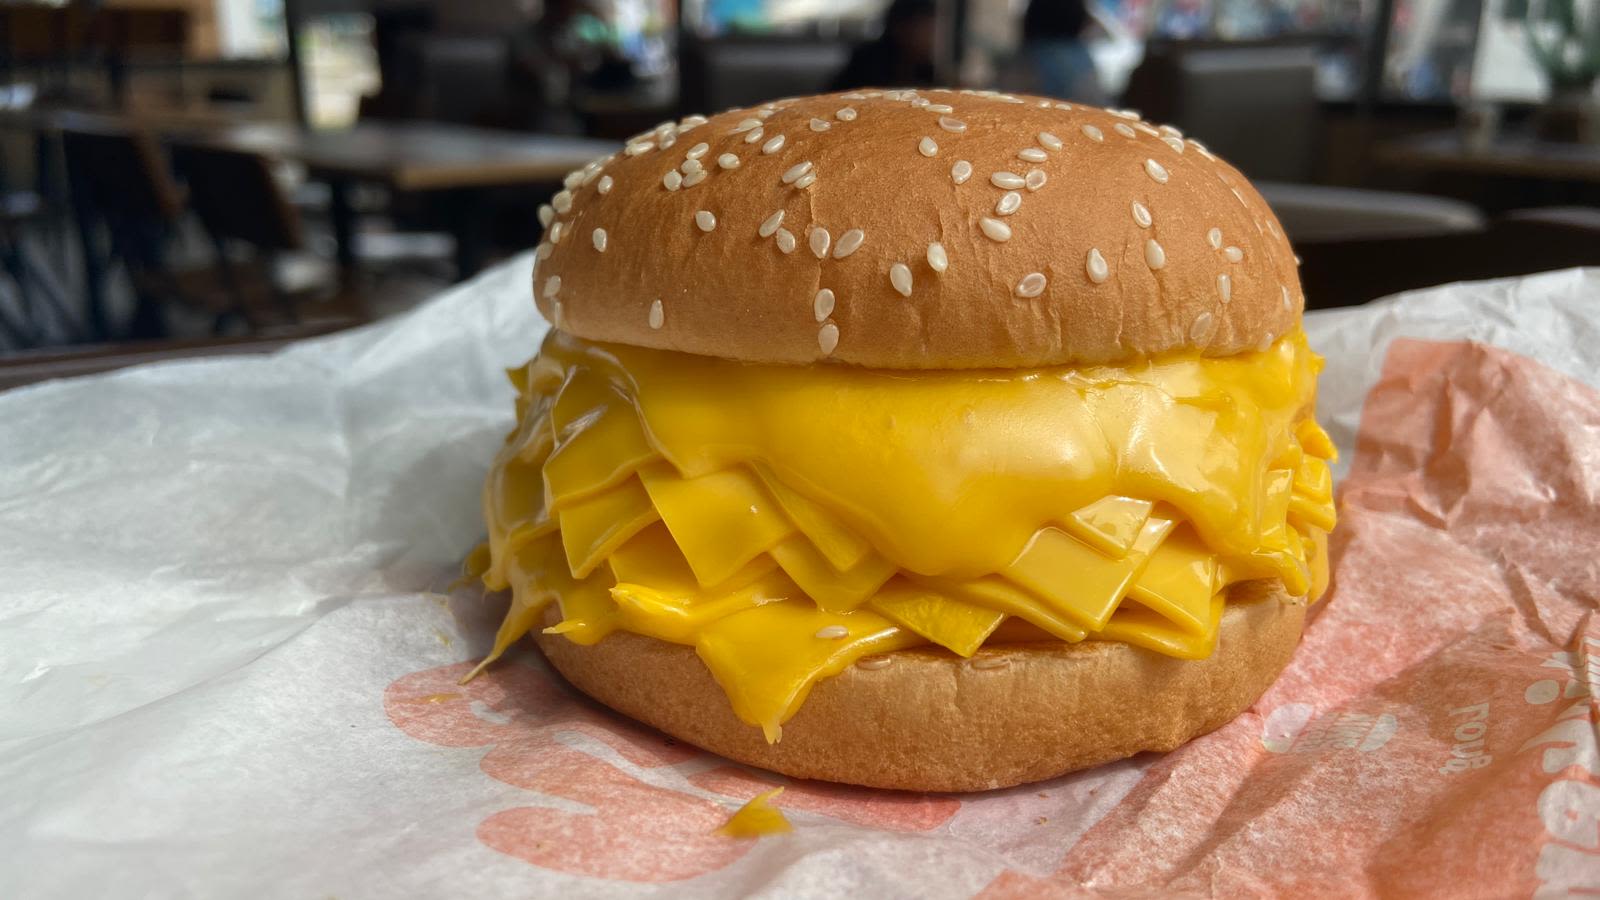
[469,89,1337,792]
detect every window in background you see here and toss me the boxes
[1383,0,1488,101]
[216,0,287,58]
[685,0,889,35]
[302,14,378,128]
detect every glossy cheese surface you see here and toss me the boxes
[476,331,1337,739]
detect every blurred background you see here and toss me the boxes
[1,0,1598,385]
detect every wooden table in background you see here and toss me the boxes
[190,122,619,278]
[1375,130,1600,185]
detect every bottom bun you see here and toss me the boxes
[534,580,1305,792]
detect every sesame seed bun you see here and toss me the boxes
[535,580,1304,792]
[533,89,1302,369]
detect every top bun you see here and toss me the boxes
[532,89,1302,369]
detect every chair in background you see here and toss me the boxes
[0,187,80,350]
[169,142,367,332]
[60,119,186,340]
[1121,41,1320,182]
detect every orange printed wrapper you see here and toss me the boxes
[4,261,1599,899]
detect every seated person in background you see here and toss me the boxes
[1001,0,1108,106]
[831,0,940,91]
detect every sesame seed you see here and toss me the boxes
[762,134,786,154]
[910,96,930,107]
[996,191,1022,216]
[1025,169,1046,191]
[695,210,716,232]
[809,226,831,259]
[1110,108,1141,120]
[1054,102,1073,110]
[890,262,913,296]
[939,116,967,132]
[624,140,655,156]
[841,92,867,99]
[658,134,677,150]
[927,103,954,113]
[991,171,1026,189]
[1282,285,1293,310]
[775,228,796,253]
[810,118,831,132]
[970,657,1010,670]
[833,228,865,259]
[1146,239,1167,269]
[581,166,601,187]
[744,127,765,144]
[1159,124,1183,138]
[597,176,613,194]
[1162,135,1186,154]
[553,190,573,214]
[549,222,564,244]
[543,275,561,297]
[591,228,607,252]
[534,242,551,260]
[563,170,582,190]
[980,218,1012,242]
[817,323,839,356]
[687,142,709,160]
[1135,123,1160,137]
[680,114,707,128]
[1114,123,1137,139]
[714,155,737,173]
[782,161,813,184]
[648,299,664,329]
[814,288,835,321]
[1132,201,1152,228]
[550,298,563,327]
[663,170,683,191]
[1082,124,1104,142]
[759,210,785,237]
[1224,246,1243,262]
[1190,311,1215,342]
[1018,147,1048,163]
[793,172,817,189]
[1231,187,1247,205]
[836,107,857,121]
[1193,141,1218,161]
[1145,159,1170,183]
[755,108,774,119]
[919,136,939,157]
[682,170,706,187]
[856,655,892,669]
[1016,272,1047,298]
[1207,227,1223,249]
[732,118,761,133]
[537,204,553,227]
[1087,248,1109,283]
[1038,131,1063,151]
[680,157,703,176]
[951,160,973,184]
[1218,274,1232,302]
[927,242,948,273]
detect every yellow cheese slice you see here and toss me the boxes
[1004,516,1172,630]
[769,536,896,614]
[556,477,659,579]
[867,578,1005,657]
[639,463,794,587]
[1065,494,1154,559]
[1126,525,1217,637]
[695,600,924,741]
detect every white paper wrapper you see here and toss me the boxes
[4,258,1598,899]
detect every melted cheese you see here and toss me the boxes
[477,331,1337,740]
[716,788,792,837]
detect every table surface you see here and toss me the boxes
[2,105,621,191]
[189,121,621,191]
[1376,130,1600,184]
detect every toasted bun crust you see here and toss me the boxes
[532,90,1302,369]
[534,581,1304,792]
